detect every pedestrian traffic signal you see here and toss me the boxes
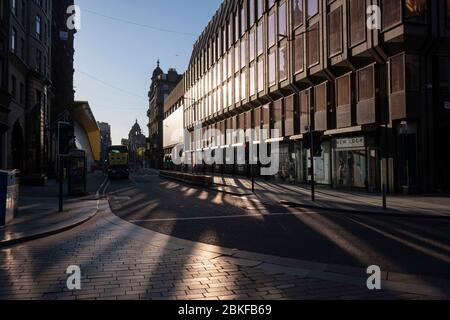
[303,131,323,157]
[58,122,75,156]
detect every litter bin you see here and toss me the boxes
[67,150,87,196]
[0,170,20,226]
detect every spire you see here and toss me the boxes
[157,59,160,68]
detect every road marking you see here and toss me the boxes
[128,211,308,223]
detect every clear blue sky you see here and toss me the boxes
[74,0,222,144]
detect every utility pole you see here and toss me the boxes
[309,106,315,202]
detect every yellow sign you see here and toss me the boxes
[108,153,128,166]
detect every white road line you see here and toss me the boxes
[128,211,308,223]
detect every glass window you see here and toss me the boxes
[257,59,264,92]
[249,29,255,61]
[241,5,246,36]
[250,63,256,96]
[257,22,264,56]
[278,2,287,36]
[349,0,365,46]
[406,55,420,91]
[307,24,319,67]
[234,44,240,73]
[267,0,275,9]
[405,0,428,23]
[241,70,246,101]
[336,74,351,107]
[257,0,263,18]
[268,51,276,85]
[391,54,405,93]
[279,44,287,81]
[329,7,342,56]
[358,66,375,101]
[315,83,327,112]
[307,0,318,18]
[293,0,304,28]
[235,74,240,103]
[382,0,402,30]
[249,0,255,25]
[268,12,276,47]
[447,0,450,26]
[241,39,246,69]
[294,33,304,74]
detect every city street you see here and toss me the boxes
[111,172,450,279]
[0,172,449,300]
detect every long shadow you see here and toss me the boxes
[108,174,448,299]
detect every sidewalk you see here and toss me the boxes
[0,173,106,247]
[209,175,450,218]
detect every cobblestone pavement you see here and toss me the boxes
[0,201,441,300]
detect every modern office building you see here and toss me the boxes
[183,0,450,193]
[147,61,183,169]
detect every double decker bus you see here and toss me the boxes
[107,145,130,179]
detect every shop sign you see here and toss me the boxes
[335,137,365,150]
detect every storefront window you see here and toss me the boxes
[333,137,367,189]
[302,141,331,185]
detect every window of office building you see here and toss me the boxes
[329,7,342,56]
[249,0,255,26]
[406,55,421,91]
[358,66,375,101]
[285,95,295,137]
[257,58,264,92]
[405,0,428,23]
[315,83,327,112]
[391,54,405,94]
[382,0,402,30]
[279,44,287,81]
[235,12,240,41]
[241,70,246,101]
[250,63,256,96]
[307,0,318,18]
[268,50,276,86]
[349,0,365,46]
[268,12,276,48]
[234,44,240,73]
[257,22,264,56]
[234,74,240,103]
[293,0,304,28]
[249,29,255,62]
[294,33,304,74]
[267,0,275,9]
[257,0,263,18]
[279,2,287,36]
[307,24,319,67]
[241,39,246,69]
[241,5,246,36]
[336,74,351,107]
[447,0,450,26]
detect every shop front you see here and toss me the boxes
[332,136,380,192]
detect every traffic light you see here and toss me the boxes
[303,131,323,157]
[58,122,75,156]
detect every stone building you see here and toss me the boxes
[147,60,182,169]
[98,122,112,168]
[127,120,146,166]
[183,0,450,194]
